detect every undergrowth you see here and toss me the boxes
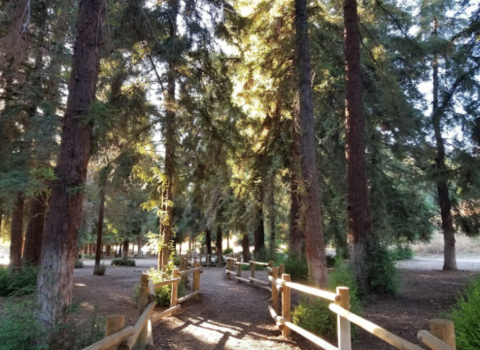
[134,268,185,306]
[0,266,38,296]
[111,258,135,266]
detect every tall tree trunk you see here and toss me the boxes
[205,229,212,255]
[294,0,328,287]
[344,0,372,290]
[94,185,106,274]
[23,192,47,265]
[137,235,143,257]
[268,172,276,257]
[122,240,129,260]
[9,192,24,269]
[254,184,265,259]
[0,207,3,235]
[36,0,105,328]
[289,112,304,258]
[242,234,251,262]
[431,19,457,271]
[159,0,179,271]
[216,225,223,266]
[106,245,111,256]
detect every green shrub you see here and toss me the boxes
[390,244,414,260]
[282,254,308,282]
[111,258,135,266]
[93,264,107,275]
[446,278,480,350]
[0,266,38,296]
[292,264,361,339]
[75,260,84,268]
[223,248,233,255]
[81,254,95,259]
[134,268,185,307]
[365,242,399,295]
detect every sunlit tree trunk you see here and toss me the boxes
[294,0,328,287]
[36,0,105,328]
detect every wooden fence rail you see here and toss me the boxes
[82,262,203,350]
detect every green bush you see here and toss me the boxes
[0,266,38,296]
[93,264,107,275]
[292,264,361,339]
[81,254,95,259]
[111,258,136,266]
[75,260,84,268]
[365,242,399,295]
[446,278,480,350]
[281,254,309,282]
[223,248,233,255]
[390,244,414,260]
[134,268,185,307]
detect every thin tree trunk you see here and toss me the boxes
[242,234,251,262]
[205,229,212,255]
[94,186,106,274]
[216,225,223,266]
[344,0,372,290]
[294,0,328,287]
[122,240,129,260]
[0,207,3,237]
[36,0,105,328]
[159,0,179,272]
[268,172,276,257]
[23,192,47,265]
[137,235,143,257]
[106,245,111,256]
[431,19,457,271]
[10,192,24,269]
[254,184,265,259]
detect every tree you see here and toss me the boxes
[36,0,106,327]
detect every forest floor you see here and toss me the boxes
[69,256,480,350]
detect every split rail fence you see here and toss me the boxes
[224,258,457,350]
[82,261,203,350]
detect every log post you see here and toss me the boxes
[430,319,456,349]
[227,258,231,280]
[147,320,154,350]
[194,261,201,300]
[105,315,124,350]
[141,273,149,288]
[279,263,285,276]
[237,257,241,281]
[171,268,179,314]
[336,287,352,350]
[272,267,279,313]
[268,260,274,274]
[250,259,255,283]
[281,274,291,337]
[137,287,150,350]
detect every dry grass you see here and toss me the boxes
[412,232,480,255]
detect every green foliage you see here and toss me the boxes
[446,278,480,350]
[111,258,136,266]
[223,248,234,255]
[390,244,414,261]
[93,264,107,275]
[275,254,308,282]
[74,260,84,268]
[365,242,399,295]
[0,266,38,296]
[134,268,185,307]
[81,254,95,259]
[292,264,361,339]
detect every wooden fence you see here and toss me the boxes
[224,259,456,350]
[82,262,202,350]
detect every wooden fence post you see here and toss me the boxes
[279,263,285,276]
[171,268,179,314]
[237,257,241,281]
[272,267,279,313]
[250,259,255,283]
[430,319,456,349]
[282,274,291,337]
[105,315,125,350]
[336,287,352,350]
[268,260,274,273]
[194,261,201,300]
[137,286,150,350]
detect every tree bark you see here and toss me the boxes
[94,185,106,274]
[159,0,179,272]
[23,192,47,265]
[344,0,372,290]
[106,245,111,256]
[431,19,457,271]
[9,192,24,269]
[205,229,212,255]
[36,0,105,328]
[294,0,328,287]
[137,235,143,257]
[242,234,251,262]
[216,225,223,266]
[268,172,276,257]
[122,240,129,260]
[254,184,265,259]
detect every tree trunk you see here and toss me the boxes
[216,225,223,266]
[36,0,105,328]
[94,186,106,274]
[159,0,179,272]
[254,184,265,259]
[0,207,3,237]
[344,0,372,290]
[9,192,24,269]
[242,234,251,262]
[294,0,328,287]
[431,19,457,271]
[289,111,304,258]
[268,172,276,257]
[23,192,47,265]
[122,240,129,260]
[205,229,212,255]
[137,235,143,257]
[106,245,111,256]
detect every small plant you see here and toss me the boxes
[111,258,136,266]
[446,277,480,350]
[390,244,414,260]
[223,248,233,255]
[81,254,95,259]
[93,264,107,275]
[74,260,84,268]
[282,254,309,282]
[134,268,184,306]
[0,266,38,296]
[365,242,399,295]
